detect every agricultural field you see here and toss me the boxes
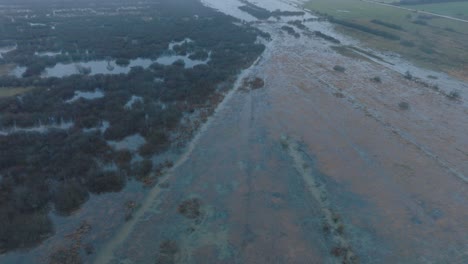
[305,0,468,77]
[406,2,468,19]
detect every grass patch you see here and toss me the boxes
[304,0,468,74]
[406,2,468,19]
[0,86,35,98]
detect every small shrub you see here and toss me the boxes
[178,198,202,219]
[115,58,130,66]
[400,40,415,47]
[333,92,345,98]
[404,71,413,80]
[398,101,410,110]
[156,240,179,264]
[333,65,346,73]
[447,91,461,100]
[49,247,82,264]
[413,20,427,26]
[371,76,382,83]
[331,246,347,257]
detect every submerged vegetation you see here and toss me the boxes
[0,0,265,253]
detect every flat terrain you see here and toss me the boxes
[93,1,468,263]
[406,2,468,19]
[304,0,468,76]
[0,0,466,263]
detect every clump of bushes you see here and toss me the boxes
[281,26,300,38]
[314,31,340,44]
[371,19,403,31]
[156,240,179,264]
[178,198,202,219]
[288,20,307,30]
[333,65,346,73]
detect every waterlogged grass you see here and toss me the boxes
[304,0,468,74]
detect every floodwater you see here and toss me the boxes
[0,45,16,59]
[124,95,143,110]
[40,55,208,78]
[93,0,467,263]
[1,0,466,263]
[35,51,62,57]
[65,89,104,103]
[0,120,73,136]
[10,39,210,78]
[108,134,147,152]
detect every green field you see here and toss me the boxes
[407,2,468,19]
[305,0,468,75]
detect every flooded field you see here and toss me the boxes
[0,0,466,263]
[87,1,468,263]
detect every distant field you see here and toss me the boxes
[0,86,34,98]
[406,2,468,19]
[304,0,468,74]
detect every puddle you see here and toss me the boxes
[124,95,143,110]
[83,120,110,134]
[35,51,62,57]
[0,120,74,136]
[0,45,17,59]
[66,89,105,103]
[39,55,208,78]
[108,134,146,152]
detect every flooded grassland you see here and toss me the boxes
[0,0,466,263]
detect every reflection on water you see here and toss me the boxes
[35,51,62,57]
[66,89,105,103]
[40,55,209,78]
[9,66,26,77]
[124,95,143,110]
[0,45,17,59]
[83,120,110,134]
[107,134,146,152]
[0,120,74,136]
